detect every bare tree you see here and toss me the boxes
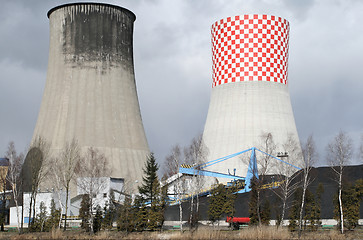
[258,133,277,175]
[184,134,208,229]
[22,136,51,229]
[5,142,24,233]
[76,147,111,232]
[164,145,186,232]
[255,132,276,226]
[326,131,353,234]
[51,139,81,230]
[298,135,317,235]
[274,135,301,227]
[163,145,182,179]
[49,160,65,228]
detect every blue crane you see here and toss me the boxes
[179,147,301,193]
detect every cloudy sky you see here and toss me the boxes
[1,0,362,166]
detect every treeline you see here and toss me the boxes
[2,137,169,234]
[6,151,167,234]
[164,131,363,235]
[74,153,166,233]
[1,130,363,235]
[3,137,115,233]
[206,177,363,231]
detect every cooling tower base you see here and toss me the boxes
[203,81,301,180]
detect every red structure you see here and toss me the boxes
[211,14,290,87]
[226,216,250,224]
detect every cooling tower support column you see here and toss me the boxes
[32,3,149,191]
[203,15,301,180]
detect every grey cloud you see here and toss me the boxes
[0,2,50,70]
[1,0,362,167]
[282,0,315,21]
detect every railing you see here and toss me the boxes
[61,215,80,220]
[260,180,285,189]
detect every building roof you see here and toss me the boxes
[0,158,9,167]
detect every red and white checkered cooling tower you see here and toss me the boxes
[202,15,301,180]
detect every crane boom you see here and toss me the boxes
[178,147,301,193]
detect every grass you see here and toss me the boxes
[238,226,291,239]
[0,226,361,239]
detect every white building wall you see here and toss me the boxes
[20,191,68,224]
[10,178,124,226]
[71,177,124,216]
[109,178,125,203]
[9,206,22,226]
[76,177,110,210]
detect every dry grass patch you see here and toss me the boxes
[161,229,230,239]
[158,227,290,240]
[2,227,362,240]
[296,230,358,240]
[237,226,290,240]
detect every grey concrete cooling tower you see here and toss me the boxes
[32,3,149,190]
[202,15,301,180]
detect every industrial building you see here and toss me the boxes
[30,3,149,192]
[164,164,363,226]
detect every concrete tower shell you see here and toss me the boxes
[32,3,149,189]
[203,15,301,179]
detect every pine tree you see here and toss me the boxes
[290,187,321,232]
[147,178,165,230]
[260,199,271,225]
[133,196,148,231]
[346,179,363,229]
[288,188,301,231]
[248,176,259,226]
[148,208,163,230]
[136,153,164,231]
[79,194,91,232]
[138,153,159,205]
[304,189,319,231]
[316,183,324,226]
[224,182,237,220]
[93,205,102,233]
[334,180,363,230]
[208,184,226,226]
[46,198,61,230]
[117,196,135,232]
[157,182,168,227]
[356,178,363,202]
[102,200,115,230]
[31,201,48,232]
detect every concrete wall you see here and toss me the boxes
[203,81,301,179]
[31,3,149,193]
